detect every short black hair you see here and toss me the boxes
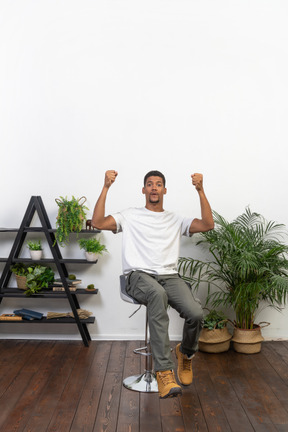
[144,170,166,187]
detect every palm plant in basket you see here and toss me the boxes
[178,208,288,353]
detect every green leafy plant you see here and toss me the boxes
[25,265,55,296]
[178,208,288,330]
[86,284,95,290]
[54,196,88,246]
[78,237,107,254]
[27,240,42,251]
[10,263,54,296]
[10,263,28,276]
[203,309,228,330]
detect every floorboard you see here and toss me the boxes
[0,340,288,432]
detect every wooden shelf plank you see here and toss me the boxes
[0,317,95,324]
[0,288,98,298]
[12,258,98,264]
[0,228,101,233]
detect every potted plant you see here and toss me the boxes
[85,283,97,292]
[179,208,288,354]
[54,196,88,246]
[27,240,43,260]
[10,263,28,290]
[198,309,232,353]
[78,237,107,261]
[10,263,55,295]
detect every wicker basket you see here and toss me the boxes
[232,326,264,354]
[199,327,232,353]
[16,275,27,290]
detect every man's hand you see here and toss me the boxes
[191,173,203,192]
[105,170,118,188]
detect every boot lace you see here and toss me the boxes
[159,370,175,385]
[182,356,192,372]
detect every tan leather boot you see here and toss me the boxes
[156,370,182,398]
[175,343,193,386]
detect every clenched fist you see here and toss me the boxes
[191,173,203,192]
[104,170,118,188]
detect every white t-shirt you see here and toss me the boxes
[112,207,193,275]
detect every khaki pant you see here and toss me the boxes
[126,271,203,372]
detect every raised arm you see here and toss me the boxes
[92,170,118,231]
[189,173,214,234]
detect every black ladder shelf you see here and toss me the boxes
[0,196,99,346]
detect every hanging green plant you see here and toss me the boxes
[54,196,89,246]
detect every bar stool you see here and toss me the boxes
[120,275,158,393]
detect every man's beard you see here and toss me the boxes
[149,195,160,204]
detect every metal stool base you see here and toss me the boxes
[123,371,158,393]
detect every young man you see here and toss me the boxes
[92,170,214,398]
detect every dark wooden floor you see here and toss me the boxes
[0,340,288,432]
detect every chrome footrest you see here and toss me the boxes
[123,371,158,392]
[133,346,150,356]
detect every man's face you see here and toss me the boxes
[142,176,167,205]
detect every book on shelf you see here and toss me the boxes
[55,278,82,285]
[14,309,43,320]
[0,314,22,321]
[53,286,77,292]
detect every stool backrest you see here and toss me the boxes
[120,275,139,304]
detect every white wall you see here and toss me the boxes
[1,0,288,341]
